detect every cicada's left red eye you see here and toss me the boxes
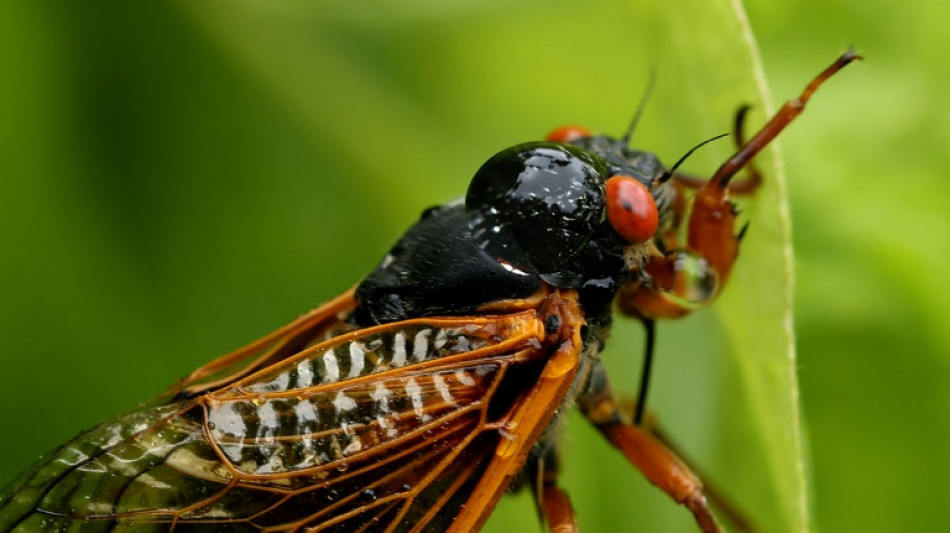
[545,125,591,143]
[605,175,658,244]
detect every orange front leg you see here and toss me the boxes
[622,49,861,321]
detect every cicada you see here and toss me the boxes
[0,51,858,533]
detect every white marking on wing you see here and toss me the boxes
[371,382,392,413]
[257,449,285,474]
[329,435,343,458]
[413,329,431,362]
[434,329,448,350]
[297,436,317,468]
[297,359,314,388]
[377,413,398,438]
[342,435,363,455]
[322,350,340,383]
[208,401,247,439]
[348,342,366,378]
[257,401,279,443]
[333,391,357,414]
[294,398,319,428]
[103,451,146,476]
[268,372,290,392]
[454,370,476,386]
[406,377,430,422]
[392,333,407,367]
[433,374,455,404]
[220,443,244,464]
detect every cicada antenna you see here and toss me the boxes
[621,67,657,146]
[655,133,730,185]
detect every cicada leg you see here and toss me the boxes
[643,415,756,533]
[540,484,579,533]
[529,441,579,533]
[620,49,861,321]
[603,398,756,532]
[578,362,721,533]
[605,50,860,530]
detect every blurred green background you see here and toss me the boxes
[0,1,946,532]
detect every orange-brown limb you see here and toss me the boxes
[579,367,721,532]
[620,49,860,321]
[709,48,861,189]
[601,422,719,532]
[648,422,756,533]
[541,485,579,533]
[688,48,861,280]
[622,405,756,532]
[531,440,578,533]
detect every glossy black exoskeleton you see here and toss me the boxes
[354,138,675,327]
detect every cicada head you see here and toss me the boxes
[358,127,685,326]
[463,131,677,319]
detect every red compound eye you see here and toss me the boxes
[545,125,591,143]
[605,175,659,244]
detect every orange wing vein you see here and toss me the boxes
[0,296,584,533]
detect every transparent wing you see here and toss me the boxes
[0,308,560,533]
[0,289,358,532]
